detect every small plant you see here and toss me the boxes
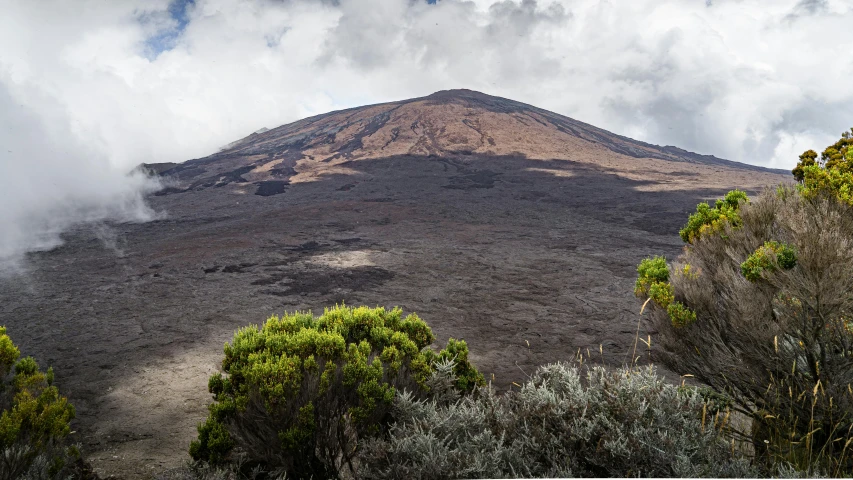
[190,305,483,478]
[648,280,674,307]
[0,327,80,480]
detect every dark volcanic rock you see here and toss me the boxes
[0,89,792,478]
[254,180,288,196]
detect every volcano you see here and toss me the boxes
[147,88,783,195]
[0,89,789,477]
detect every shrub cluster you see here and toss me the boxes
[0,327,80,480]
[190,305,483,478]
[638,188,853,474]
[679,189,748,243]
[636,128,853,475]
[633,255,668,297]
[635,256,696,328]
[793,128,853,204]
[359,363,756,479]
[740,240,797,282]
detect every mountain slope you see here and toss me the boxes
[4,90,790,478]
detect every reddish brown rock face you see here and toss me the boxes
[0,89,788,477]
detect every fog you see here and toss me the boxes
[0,82,159,272]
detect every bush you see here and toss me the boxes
[637,130,853,475]
[359,362,757,479]
[679,189,748,243]
[0,327,80,480]
[154,458,263,480]
[794,127,853,203]
[190,305,483,478]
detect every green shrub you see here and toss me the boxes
[794,128,853,204]
[634,256,669,297]
[0,327,79,480]
[666,301,697,328]
[740,241,797,282]
[798,163,853,205]
[359,363,758,479]
[648,280,674,308]
[428,338,481,393]
[190,305,483,478]
[635,260,697,328]
[679,190,748,243]
[791,149,819,182]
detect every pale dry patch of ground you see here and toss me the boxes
[84,346,222,477]
[525,167,576,178]
[241,158,284,182]
[600,159,786,193]
[306,250,380,269]
[289,162,366,184]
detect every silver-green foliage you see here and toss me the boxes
[153,458,269,480]
[359,363,757,479]
[1,442,82,480]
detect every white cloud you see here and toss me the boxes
[0,79,159,272]
[1,0,852,266]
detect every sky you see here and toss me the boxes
[1,0,852,268]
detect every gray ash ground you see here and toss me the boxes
[0,154,785,478]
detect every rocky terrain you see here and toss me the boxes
[0,89,789,477]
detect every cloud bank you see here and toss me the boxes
[1,0,852,266]
[0,80,159,272]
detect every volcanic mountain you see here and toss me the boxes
[1,89,789,477]
[148,88,784,196]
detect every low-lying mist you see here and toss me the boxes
[0,83,162,275]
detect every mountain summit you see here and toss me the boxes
[225,88,762,164]
[148,89,784,194]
